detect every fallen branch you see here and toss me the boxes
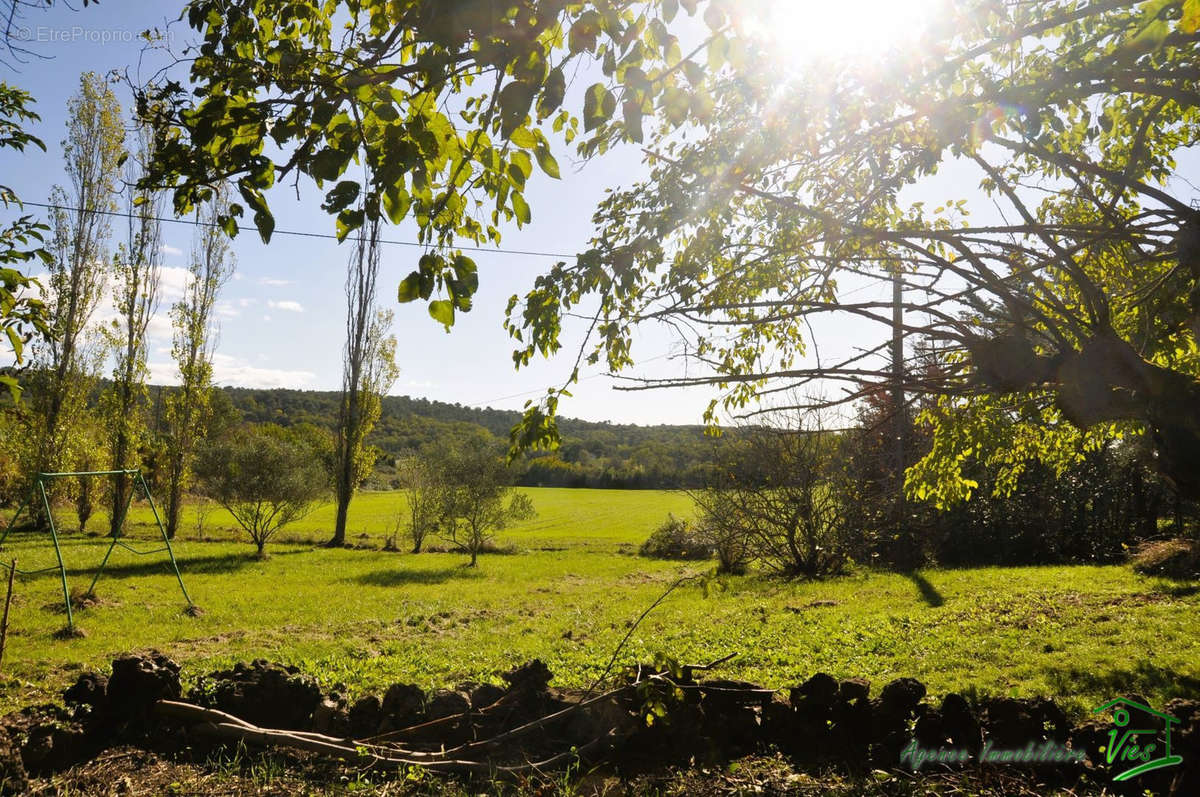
[159,698,630,775]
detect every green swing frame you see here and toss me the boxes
[0,469,194,632]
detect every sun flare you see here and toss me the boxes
[741,0,943,68]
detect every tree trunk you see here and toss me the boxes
[328,488,350,548]
[165,475,184,541]
[110,470,129,538]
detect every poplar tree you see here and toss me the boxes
[32,73,123,490]
[101,127,162,535]
[329,213,398,546]
[163,188,234,540]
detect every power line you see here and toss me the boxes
[471,351,677,407]
[17,200,581,261]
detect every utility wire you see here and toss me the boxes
[17,200,581,260]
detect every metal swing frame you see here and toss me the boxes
[0,468,194,632]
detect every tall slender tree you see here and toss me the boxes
[101,126,162,535]
[32,73,123,487]
[329,211,398,546]
[163,187,234,540]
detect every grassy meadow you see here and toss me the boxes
[0,487,1197,717]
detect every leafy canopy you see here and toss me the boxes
[505,0,1200,498]
[141,0,728,330]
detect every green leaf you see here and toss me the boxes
[0,374,21,403]
[538,67,567,119]
[534,145,561,179]
[707,35,729,72]
[453,254,479,294]
[382,184,411,225]
[512,192,532,225]
[397,272,422,303]
[509,126,538,149]
[498,81,536,140]
[429,299,455,329]
[583,84,616,132]
[1180,0,1199,32]
[336,208,364,242]
[622,100,644,143]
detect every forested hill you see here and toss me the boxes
[215,386,723,489]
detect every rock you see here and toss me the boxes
[470,683,506,709]
[379,683,425,731]
[348,695,383,738]
[839,678,870,703]
[981,698,1042,747]
[871,679,926,766]
[425,689,470,720]
[503,660,553,692]
[311,697,345,735]
[6,705,89,775]
[1030,696,1070,741]
[790,673,839,710]
[879,678,926,715]
[913,706,947,748]
[830,695,873,755]
[940,693,981,754]
[63,672,108,711]
[107,652,181,721]
[193,660,321,730]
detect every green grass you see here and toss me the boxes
[0,487,1197,718]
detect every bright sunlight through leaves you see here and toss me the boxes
[741,0,943,65]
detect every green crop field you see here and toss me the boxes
[0,487,1197,717]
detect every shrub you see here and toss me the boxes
[639,514,714,561]
[695,515,750,575]
[195,424,328,557]
[1130,539,1200,580]
[693,424,856,579]
[435,440,534,567]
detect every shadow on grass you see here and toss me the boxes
[1045,661,1200,703]
[347,566,483,588]
[905,570,945,607]
[1,549,310,581]
[1151,582,1200,598]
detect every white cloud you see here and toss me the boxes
[267,299,304,313]
[237,298,257,308]
[258,277,291,287]
[150,354,316,390]
[263,315,272,322]
[160,244,184,257]
[148,360,180,385]
[211,353,316,389]
[215,301,239,319]
[158,266,193,301]
[146,313,173,341]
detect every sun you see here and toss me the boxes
[737,0,944,68]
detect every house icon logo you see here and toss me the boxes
[1092,698,1183,781]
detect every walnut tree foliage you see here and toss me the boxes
[505,0,1200,502]
[0,83,50,402]
[138,0,726,332]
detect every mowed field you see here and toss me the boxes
[0,487,1197,716]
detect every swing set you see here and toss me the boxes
[0,469,194,633]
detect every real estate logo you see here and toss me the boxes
[1092,698,1183,781]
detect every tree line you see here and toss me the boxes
[0,71,397,552]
